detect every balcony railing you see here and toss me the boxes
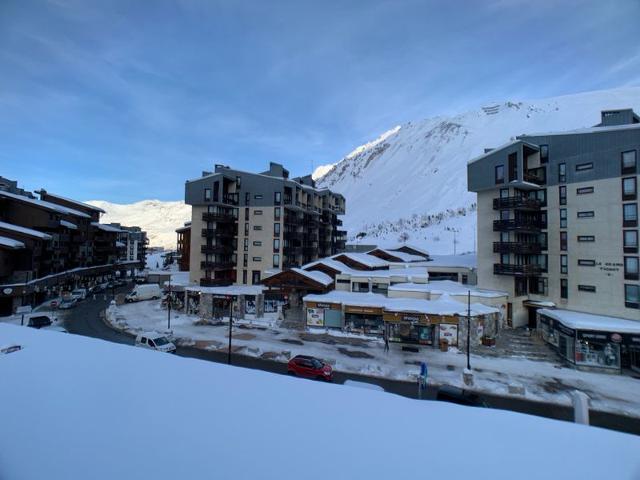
[493,219,543,233]
[222,193,239,206]
[200,260,235,271]
[493,263,542,276]
[200,278,233,287]
[493,197,543,210]
[201,244,234,255]
[201,227,237,238]
[493,242,542,254]
[523,167,546,186]
[202,211,237,222]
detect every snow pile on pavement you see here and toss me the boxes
[1,323,640,480]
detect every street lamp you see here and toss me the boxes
[167,276,172,330]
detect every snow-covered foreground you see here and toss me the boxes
[109,301,640,418]
[1,323,639,480]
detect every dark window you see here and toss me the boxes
[623,203,638,227]
[559,186,567,205]
[577,211,594,218]
[515,277,528,296]
[624,230,638,253]
[623,177,637,200]
[560,254,568,274]
[244,223,249,236]
[576,163,593,171]
[274,207,281,220]
[560,231,568,251]
[577,235,595,242]
[245,192,250,205]
[274,223,280,236]
[622,151,637,174]
[540,145,549,164]
[253,241,262,246]
[577,187,594,195]
[578,285,596,293]
[273,239,280,252]
[236,176,241,188]
[495,165,505,184]
[204,188,212,202]
[213,181,219,202]
[577,259,596,266]
[561,279,568,299]
[253,225,263,231]
[624,256,639,280]
[242,270,247,284]
[252,256,262,262]
[274,192,282,205]
[500,188,509,198]
[558,163,566,183]
[539,232,548,250]
[244,208,249,221]
[252,270,261,284]
[625,284,639,309]
[254,210,263,215]
[535,188,547,206]
[500,210,510,220]
[254,194,263,200]
[560,208,567,228]
[508,153,517,182]
[243,238,248,252]
[243,253,248,267]
[273,254,280,268]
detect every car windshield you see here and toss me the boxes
[154,337,169,346]
[311,359,323,369]
[62,299,74,303]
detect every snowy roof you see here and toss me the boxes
[116,241,126,248]
[523,122,640,138]
[302,258,352,273]
[538,308,640,334]
[0,221,53,240]
[386,244,430,258]
[467,139,539,165]
[389,280,507,298]
[40,192,106,213]
[91,222,123,233]
[0,190,91,218]
[332,252,389,268]
[291,268,334,287]
[185,285,266,296]
[369,249,425,262]
[425,254,477,269]
[0,236,25,249]
[60,220,78,230]
[345,267,429,280]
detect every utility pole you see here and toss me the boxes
[167,277,172,330]
[466,290,471,371]
[227,295,234,365]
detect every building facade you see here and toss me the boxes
[185,162,346,286]
[468,109,639,328]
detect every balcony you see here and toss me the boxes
[202,211,236,222]
[222,193,239,206]
[493,219,543,233]
[201,227,237,239]
[200,260,235,271]
[201,244,234,255]
[493,242,542,254]
[493,263,542,276]
[200,277,233,287]
[493,197,543,210]
[523,167,546,186]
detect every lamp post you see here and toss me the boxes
[227,295,234,365]
[167,277,172,330]
[466,290,471,371]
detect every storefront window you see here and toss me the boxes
[389,323,434,345]
[345,313,384,335]
[575,340,620,369]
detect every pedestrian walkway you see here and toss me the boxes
[481,327,557,362]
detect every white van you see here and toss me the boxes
[71,288,88,301]
[135,332,176,353]
[125,284,162,303]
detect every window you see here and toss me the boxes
[500,253,510,265]
[274,192,282,205]
[559,186,567,205]
[495,165,505,184]
[274,207,281,220]
[578,285,596,293]
[624,256,639,280]
[625,284,639,309]
[244,223,249,236]
[622,150,637,174]
[535,188,547,206]
[539,232,548,250]
[253,241,262,246]
[500,210,509,220]
[245,208,249,221]
[560,255,568,274]
[575,162,593,171]
[252,256,262,262]
[624,230,638,253]
[515,277,528,297]
[254,210,263,215]
[560,208,567,228]
[252,270,261,284]
[245,192,250,205]
[500,188,509,198]
[273,254,280,268]
[213,181,219,202]
[243,253,248,267]
[560,231,567,251]
[274,223,281,236]
[254,194,263,200]
[623,177,637,200]
[577,211,594,218]
[577,235,595,242]
[273,238,280,252]
[236,176,241,188]
[578,259,596,266]
[243,238,248,252]
[623,203,638,227]
[253,225,262,231]
[242,270,247,284]
[508,153,517,182]
[204,188,212,202]
[577,187,594,195]
[560,279,568,299]
[558,163,566,183]
[540,145,548,164]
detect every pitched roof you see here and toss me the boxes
[0,190,91,218]
[0,221,53,240]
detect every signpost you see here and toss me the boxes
[418,361,428,399]
[16,305,32,326]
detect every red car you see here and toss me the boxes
[287,355,333,382]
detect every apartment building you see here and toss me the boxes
[176,222,191,271]
[108,223,148,265]
[468,109,639,330]
[185,162,346,286]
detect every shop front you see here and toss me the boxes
[627,335,640,373]
[384,312,435,345]
[305,301,342,328]
[344,305,384,335]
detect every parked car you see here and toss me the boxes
[287,355,333,381]
[1,344,22,355]
[134,333,176,353]
[90,283,106,294]
[114,279,127,287]
[43,325,68,333]
[58,298,78,310]
[49,300,59,309]
[125,284,162,303]
[435,386,488,408]
[27,315,53,329]
[343,380,385,392]
[71,288,88,301]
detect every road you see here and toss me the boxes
[64,286,640,436]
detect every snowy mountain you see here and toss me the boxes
[316,87,640,255]
[86,199,191,249]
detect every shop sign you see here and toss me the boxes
[610,333,622,344]
[316,302,335,309]
[577,331,608,342]
[555,322,575,337]
[626,336,640,346]
[439,324,458,346]
[306,307,324,327]
[345,305,383,315]
[3,287,13,295]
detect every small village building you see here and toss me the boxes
[331,253,390,271]
[261,267,334,310]
[538,308,640,372]
[388,280,508,311]
[366,248,426,263]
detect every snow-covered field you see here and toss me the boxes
[107,300,640,418]
[1,323,639,479]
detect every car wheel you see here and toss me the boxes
[316,376,326,381]
[152,296,159,300]
[287,370,296,376]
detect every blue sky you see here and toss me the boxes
[1,0,639,203]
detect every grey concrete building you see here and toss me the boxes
[185,162,346,286]
[468,109,639,330]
